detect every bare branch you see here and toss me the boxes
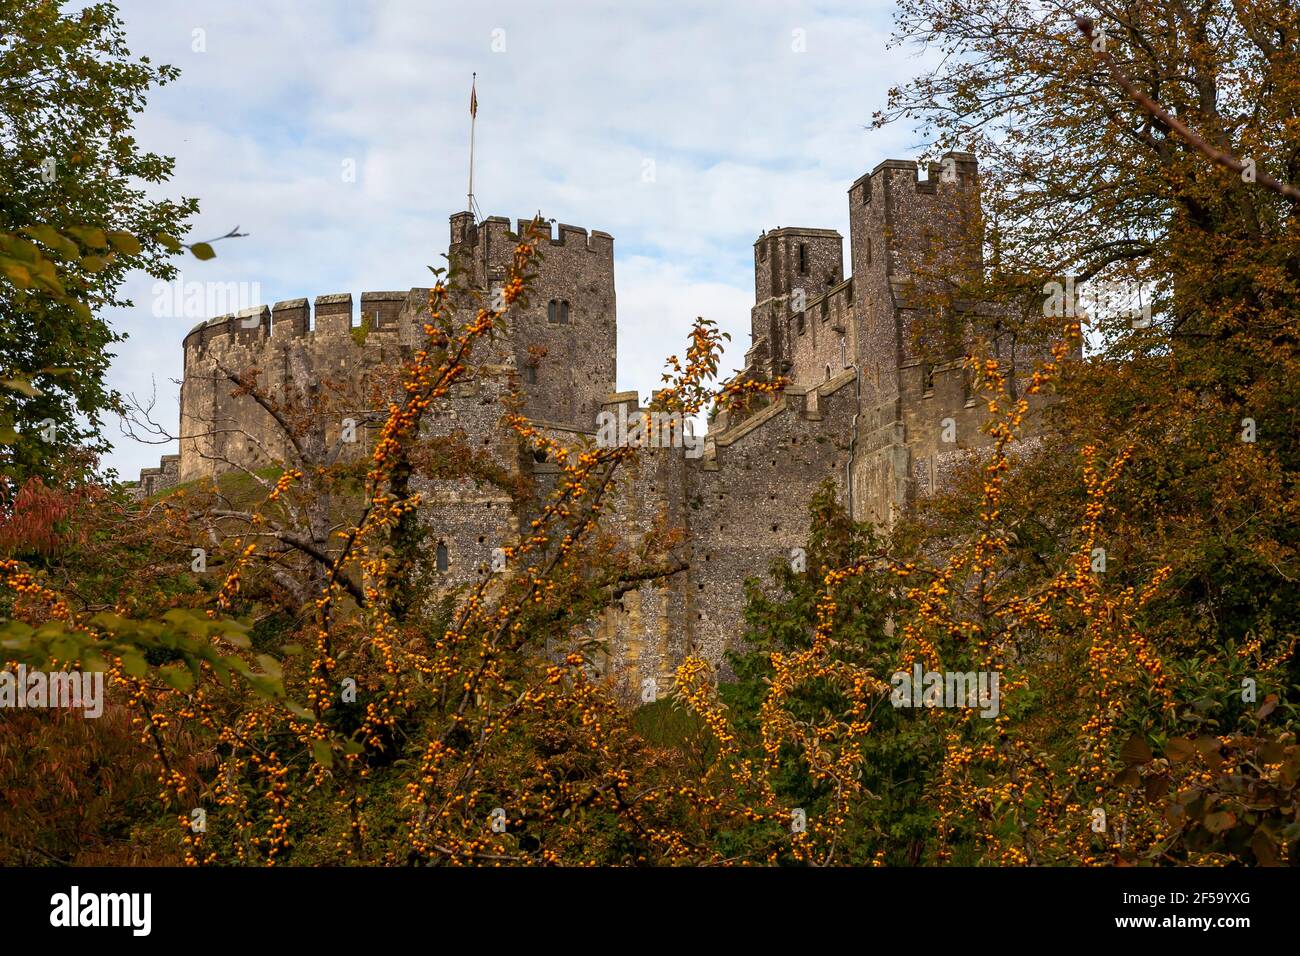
[1075,14,1300,204]
[214,361,309,465]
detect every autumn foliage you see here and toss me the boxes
[3,0,1299,866]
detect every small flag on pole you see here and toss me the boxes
[467,73,478,216]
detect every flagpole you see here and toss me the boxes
[468,73,477,219]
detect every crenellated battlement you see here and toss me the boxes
[181,289,425,365]
[176,289,430,484]
[450,212,614,259]
[175,209,619,486]
[847,150,979,206]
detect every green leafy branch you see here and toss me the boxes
[0,607,311,717]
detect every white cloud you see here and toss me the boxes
[615,254,755,408]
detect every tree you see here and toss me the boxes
[866,0,1300,863]
[717,483,939,865]
[0,0,197,484]
[4,0,1298,868]
[878,0,1299,685]
[1,222,783,865]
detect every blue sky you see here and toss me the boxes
[103,0,937,478]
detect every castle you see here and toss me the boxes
[132,152,1053,697]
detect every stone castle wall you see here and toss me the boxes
[131,152,1062,696]
[177,291,416,483]
[449,213,617,431]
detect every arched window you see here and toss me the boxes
[523,365,537,385]
[547,300,557,323]
[436,541,449,572]
[559,300,570,324]
[796,311,805,335]
[825,364,832,381]
[797,243,808,274]
[820,299,829,322]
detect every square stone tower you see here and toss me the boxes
[449,212,617,431]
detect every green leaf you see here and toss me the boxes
[0,262,32,288]
[311,739,334,768]
[80,255,107,273]
[106,231,141,255]
[0,425,19,445]
[0,619,33,650]
[245,675,282,699]
[164,608,210,637]
[65,226,109,249]
[89,611,129,632]
[284,701,316,722]
[220,630,251,649]
[256,654,283,679]
[35,621,69,640]
[79,648,107,672]
[156,233,183,253]
[189,242,216,261]
[160,665,194,692]
[120,653,148,678]
[1,377,42,397]
[22,224,79,259]
[0,235,40,262]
